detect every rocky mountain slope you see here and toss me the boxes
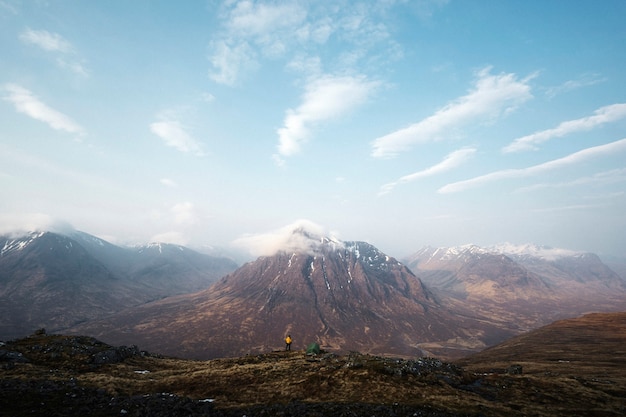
[0,231,238,339]
[68,232,507,360]
[3,311,626,416]
[404,244,626,332]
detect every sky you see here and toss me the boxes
[1,0,625,260]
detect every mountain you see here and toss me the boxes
[0,231,238,339]
[489,243,626,290]
[69,233,507,360]
[404,244,626,332]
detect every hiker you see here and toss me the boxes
[285,334,292,351]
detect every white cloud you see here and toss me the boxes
[276,74,380,157]
[207,39,257,86]
[232,219,341,257]
[371,67,534,158]
[438,138,626,194]
[19,28,72,53]
[56,57,88,77]
[503,103,626,153]
[171,202,197,225]
[227,1,307,38]
[19,28,88,77]
[149,231,188,246]
[208,1,306,85]
[150,119,205,156]
[532,204,603,213]
[545,73,606,98]
[160,178,178,187]
[207,1,403,86]
[379,147,476,196]
[3,83,85,136]
[0,213,75,236]
[514,168,626,193]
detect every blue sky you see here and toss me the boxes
[1,0,625,260]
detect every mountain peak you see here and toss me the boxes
[233,220,345,258]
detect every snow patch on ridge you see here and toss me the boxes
[0,231,46,256]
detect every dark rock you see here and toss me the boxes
[90,345,141,365]
[0,349,29,363]
[506,364,523,375]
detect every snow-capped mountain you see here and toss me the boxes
[0,230,238,340]
[69,231,505,360]
[404,244,626,332]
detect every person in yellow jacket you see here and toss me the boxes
[285,334,292,351]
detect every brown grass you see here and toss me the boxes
[3,315,626,417]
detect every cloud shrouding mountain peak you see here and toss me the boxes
[232,220,344,258]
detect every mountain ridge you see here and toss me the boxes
[68,236,506,360]
[0,230,238,339]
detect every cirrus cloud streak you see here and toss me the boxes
[439,138,626,194]
[150,119,206,156]
[3,83,85,136]
[371,67,534,158]
[503,103,626,153]
[379,147,476,196]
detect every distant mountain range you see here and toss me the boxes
[2,228,625,361]
[404,244,626,333]
[68,233,507,359]
[0,231,238,339]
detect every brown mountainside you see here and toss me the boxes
[405,245,626,333]
[70,239,503,360]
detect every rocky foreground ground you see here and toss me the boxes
[1,322,625,417]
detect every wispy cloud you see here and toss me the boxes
[275,74,380,159]
[208,1,404,86]
[171,201,197,225]
[207,39,257,86]
[503,103,626,153]
[226,1,307,44]
[438,138,626,194]
[20,28,72,52]
[0,0,19,15]
[150,118,206,156]
[545,73,606,98]
[371,67,534,158]
[379,147,476,196]
[208,1,306,85]
[160,178,178,187]
[515,168,626,193]
[148,202,201,245]
[410,0,451,20]
[19,28,88,76]
[532,204,604,213]
[3,83,85,136]
[149,231,188,246]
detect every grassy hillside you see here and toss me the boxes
[2,319,626,416]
